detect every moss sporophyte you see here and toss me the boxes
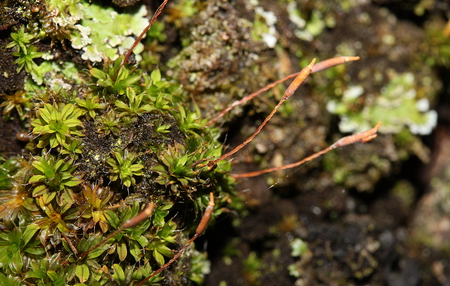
[0,0,382,285]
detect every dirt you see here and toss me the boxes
[199,1,450,285]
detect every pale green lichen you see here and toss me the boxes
[10,0,150,88]
[288,238,310,279]
[253,6,278,48]
[327,70,438,136]
[287,1,328,42]
[71,2,148,62]
[290,238,308,257]
[46,0,84,31]
[36,0,148,62]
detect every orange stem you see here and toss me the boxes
[232,122,381,179]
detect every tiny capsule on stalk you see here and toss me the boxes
[16,132,31,142]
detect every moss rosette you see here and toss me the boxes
[0,1,237,284]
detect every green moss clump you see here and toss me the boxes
[0,2,240,285]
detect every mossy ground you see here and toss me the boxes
[1,0,450,285]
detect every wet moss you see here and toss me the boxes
[0,1,239,284]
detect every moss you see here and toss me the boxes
[422,16,450,67]
[165,0,276,120]
[0,1,240,285]
[1,0,449,285]
[411,159,450,252]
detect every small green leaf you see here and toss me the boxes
[75,264,90,283]
[117,240,127,262]
[134,231,149,247]
[32,185,48,197]
[112,264,125,282]
[22,223,40,246]
[12,250,24,273]
[90,68,107,79]
[24,246,45,255]
[29,174,46,183]
[42,191,57,204]
[153,248,165,267]
[88,246,108,260]
[25,267,46,279]
[0,272,21,286]
[104,210,120,229]
[22,197,39,211]
[47,270,58,281]
[150,69,161,83]
[129,240,143,262]
[121,73,141,87]
[156,244,172,258]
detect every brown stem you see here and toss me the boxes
[207,59,316,167]
[206,56,360,126]
[80,203,154,259]
[136,193,215,286]
[115,0,169,77]
[232,122,382,179]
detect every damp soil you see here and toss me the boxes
[200,1,450,285]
